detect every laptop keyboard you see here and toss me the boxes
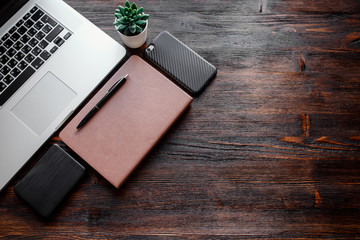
[0,6,72,106]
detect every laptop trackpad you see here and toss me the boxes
[11,72,76,136]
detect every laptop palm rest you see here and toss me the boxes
[11,72,76,136]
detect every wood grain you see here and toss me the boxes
[1,0,360,239]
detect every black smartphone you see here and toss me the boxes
[144,31,217,96]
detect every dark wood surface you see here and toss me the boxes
[1,0,360,238]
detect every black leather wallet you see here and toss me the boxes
[144,31,217,96]
[14,144,85,217]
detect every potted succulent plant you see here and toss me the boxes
[114,1,150,48]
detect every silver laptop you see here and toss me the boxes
[0,0,126,191]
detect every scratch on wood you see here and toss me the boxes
[306,28,334,33]
[314,186,321,208]
[258,0,266,13]
[350,136,360,141]
[316,136,360,147]
[258,0,263,13]
[297,51,307,72]
[341,32,360,49]
[52,136,61,141]
[350,38,360,46]
[280,116,360,151]
[280,136,304,144]
[301,114,310,137]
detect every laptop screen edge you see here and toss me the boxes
[0,0,29,28]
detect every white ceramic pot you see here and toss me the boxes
[118,21,148,49]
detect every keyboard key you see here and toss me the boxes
[45,25,63,42]
[63,32,72,40]
[21,45,31,54]
[10,32,20,42]
[54,37,64,47]
[9,27,17,35]
[0,74,3,80]
[13,41,24,51]
[6,48,16,58]
[0,82,5,92]
[17,61,28,70]
[24,19,34,28]
[42,25,52,34]
[0,66,35,106]
[14,52,25,61]
[28,38,39,47]
[31,57,44,69]
[34,21,44,30]
[23,13,31,20]
[16,19,24,27]
[35,31,45,40]
[38,40,48,49]
[0,46,6,55]
[50,46,58,54]
[0,55,9,64]
[10,68,21,78]
[40,50,51,60]
[27,28,37,37]
[4,75,14,85]
[0,66,11,75]
[8,58,17,68]
[3,39,14,48]
[30,6,38,14]
[31,9,45,21]
[20,35,30,44]
[25,53,35,63]
[41,15,57,27]
[31,47,42,56]
[17,26,27,35]
[1,33,10,41]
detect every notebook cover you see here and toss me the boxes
[59,56,192,188]
[14,144,85,218]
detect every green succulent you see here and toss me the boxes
[114,1,150,36]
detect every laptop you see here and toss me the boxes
[0,0,126,191]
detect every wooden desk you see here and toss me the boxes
[1,0,360,238]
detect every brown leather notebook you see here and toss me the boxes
[59,56,192,188]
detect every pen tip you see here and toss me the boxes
[124,74,129,79]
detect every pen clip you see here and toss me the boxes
[108,74,128,92]
[108,81,119,93]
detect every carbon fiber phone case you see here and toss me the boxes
[144,31,217,96]
[14,144,85,217]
